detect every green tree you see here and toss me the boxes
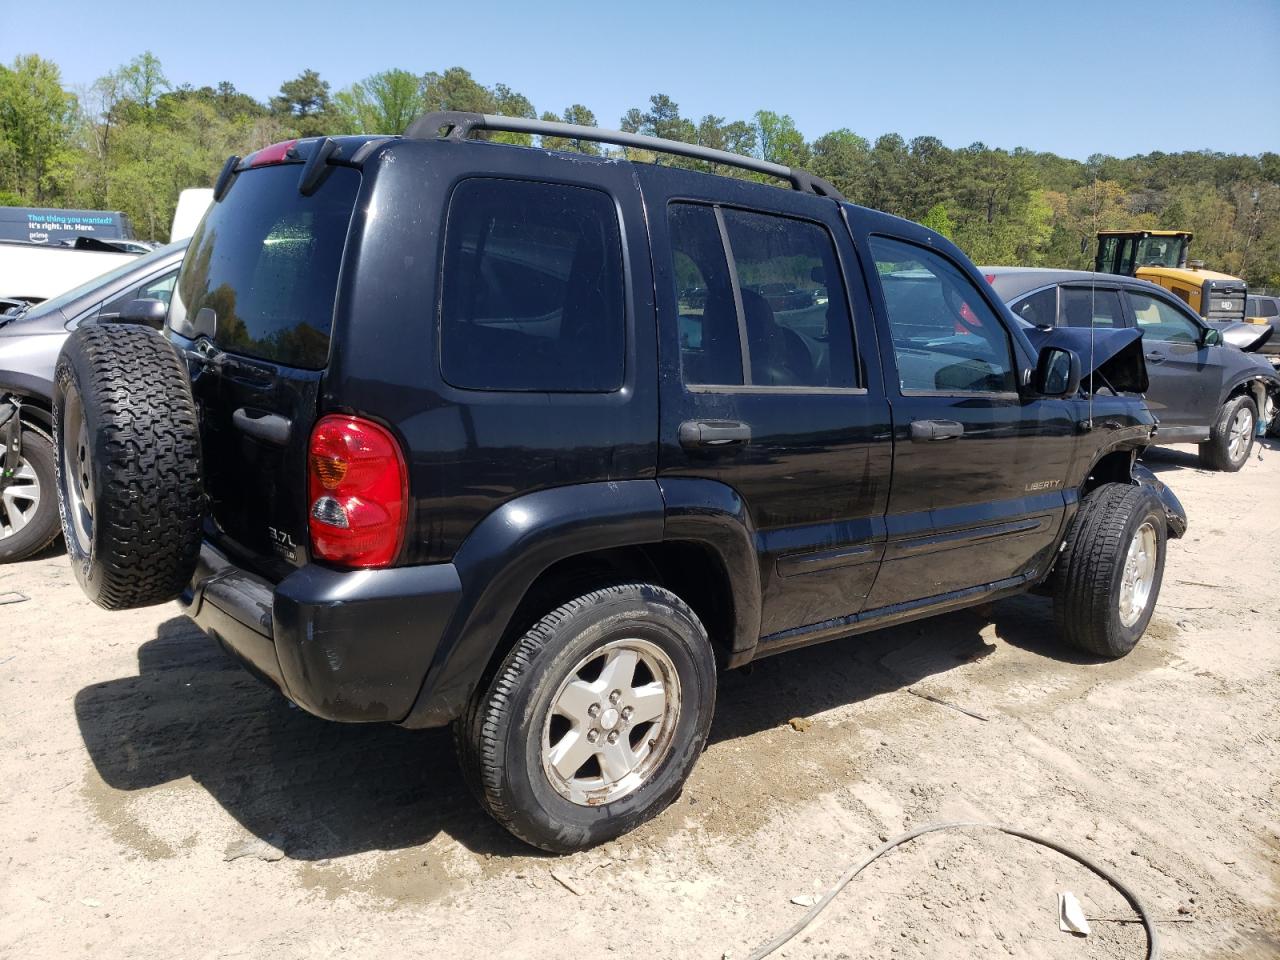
[920,202,955,239]
[334,69,424,134]
[540,105,600,154]
[810,129,870,200]
[271,69,331,135]
[754,110,807,167]
[0,54,78,201]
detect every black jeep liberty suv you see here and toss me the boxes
[53,113,1186,852]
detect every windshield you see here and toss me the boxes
[1135,236,1187,269]
[16,239,187,321]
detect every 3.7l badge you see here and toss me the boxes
[267,526,298,562]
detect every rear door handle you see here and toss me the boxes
[909,419,964,442]
[1144,352,1165,363]
[233,407,292,446]
[678,419,751,450]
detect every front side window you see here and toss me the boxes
[870,236,1017,394]
[1127,291,1200,343]
[440,178,625,392]
[667,202,855,388]
[1262,299,1279,318]
[1059,287,1124,328]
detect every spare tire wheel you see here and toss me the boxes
[53,324,203,609]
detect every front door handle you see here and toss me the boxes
[679,419,751,450]
[1144,352,1165,363]
[910,419,964,442]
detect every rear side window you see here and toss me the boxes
[1011,287,1056,326]
[172,165,360,369]
[440,178,625,392]
[1059,287,1124,328]
[668,202,856,389]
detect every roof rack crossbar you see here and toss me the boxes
[403,111,844,200]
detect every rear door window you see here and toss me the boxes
[439,178,625,392]
[1059,287,1124,328]
[171,164,361,369]
[667,202,856,389]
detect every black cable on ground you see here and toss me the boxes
[744,821,1160,960]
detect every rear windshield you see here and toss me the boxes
[170,164,359,369]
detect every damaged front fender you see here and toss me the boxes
[1132,463,1187,539]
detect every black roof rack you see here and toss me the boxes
[404,111,844,201]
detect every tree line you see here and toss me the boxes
[2,53,1278,287]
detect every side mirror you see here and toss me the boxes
[1202,327,1223,347]
[1033,345,1081,397]
[117,298,168,329]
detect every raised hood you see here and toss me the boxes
[1208,320,1273,353]
[1023,324,1149,394]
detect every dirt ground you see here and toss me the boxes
[2,440,1278,960]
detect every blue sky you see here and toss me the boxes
[2,0,1277,159]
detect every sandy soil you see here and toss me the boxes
[2,441,1278,960]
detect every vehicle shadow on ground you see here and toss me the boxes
[710,592,1094,744]
[1140,435,1279,476]
[75,595,1083,861]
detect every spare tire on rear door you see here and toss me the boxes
[53,323,203,609]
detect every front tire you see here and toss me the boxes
[458,583,716,853]
[1199,394,1256,471]
[1053,483,1167,658]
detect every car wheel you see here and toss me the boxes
[53,324,203,610]
[1198,394,1256,471]
[458,582,716,852]
[0,428,62,563]
[1053,483,1167,658]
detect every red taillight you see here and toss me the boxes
[984,274,997,285]
[245,139,298,168]
[307,415,407,568]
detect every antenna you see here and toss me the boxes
[1088,173,1097,430]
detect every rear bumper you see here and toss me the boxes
[180,542,462,723]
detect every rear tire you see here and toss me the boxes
[458,583,716,852]
[1053,483,1167,658]
[53,324,203,610]
[1198,394,1256,471]
[0,428,62,563]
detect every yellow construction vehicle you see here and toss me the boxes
[1095,230,1247,322]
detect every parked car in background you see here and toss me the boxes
[0,240,187,562]
[986,268,1280,471]
[1246,294,1280,356]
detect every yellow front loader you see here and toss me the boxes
[1095,230,1247,322]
